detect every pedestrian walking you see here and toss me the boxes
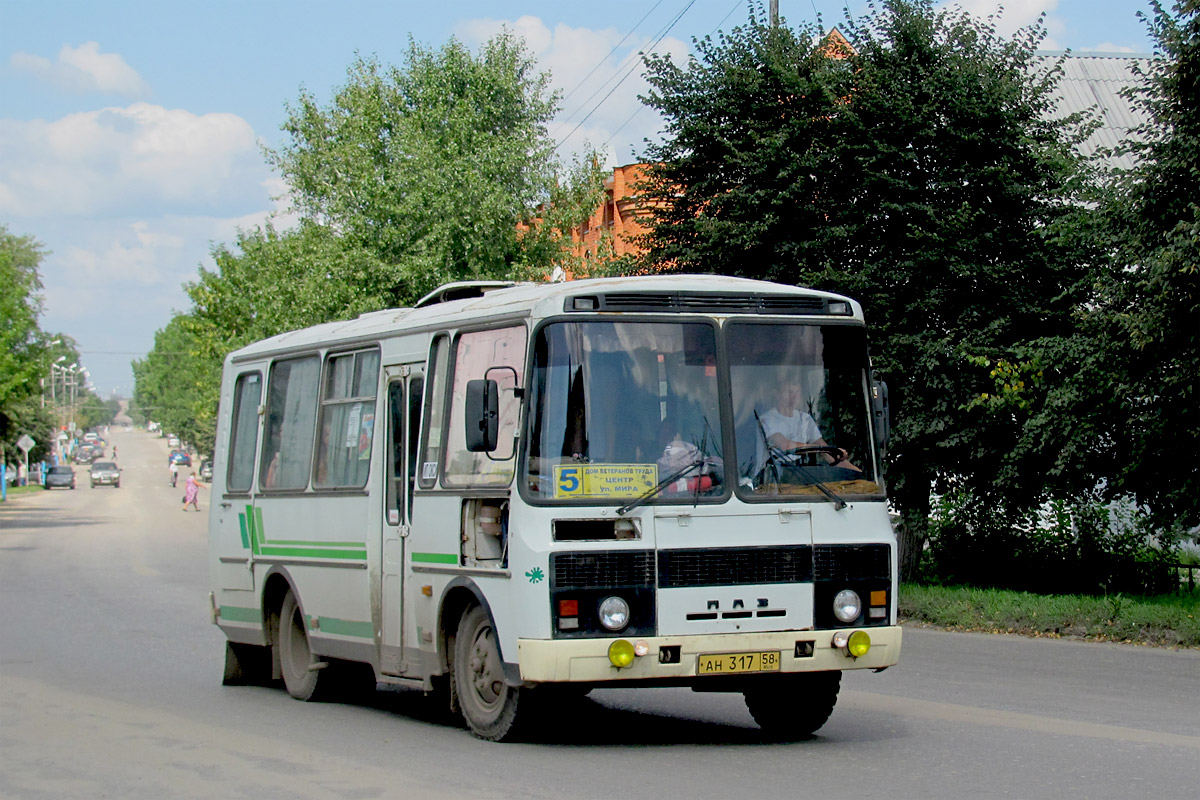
[182,472,201,511]
[170,460,179,488]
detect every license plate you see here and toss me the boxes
[697,650,781,675]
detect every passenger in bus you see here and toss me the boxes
[264,451,281,488]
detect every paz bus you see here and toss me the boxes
[208,274,900,741]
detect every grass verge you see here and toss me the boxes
[900,583,1200,648]
[0,484,44,500]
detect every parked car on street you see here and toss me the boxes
[167,435,180,448]
[44,465,76,490]
[89,461,121,488]
[170,450,192,467]
[199,460,213,481]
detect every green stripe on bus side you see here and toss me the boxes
[246,506,261,555]
[412,552,458,565]
[240,505,363,553]
[258,545,368,560]
[220,606,262,623]
[265,538,367,548]
[255,505,266,547]
[317,617,375,638]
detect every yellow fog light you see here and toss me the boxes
[847,630,871,658]
[608,639,636,668]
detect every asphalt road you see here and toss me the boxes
[1,428,1198,799]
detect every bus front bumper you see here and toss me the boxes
[517,625,901,684]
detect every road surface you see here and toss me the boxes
[1,427,1198,798]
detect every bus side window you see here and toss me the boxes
[260,356,320,491]
[314,348,380,489]
[227,372,261,493]
[419,336,451,489]
[386,380,404,523]
[407,377,423,517]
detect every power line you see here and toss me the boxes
[560,0,667,105]
[556,0,699,151]
[603,0,744,154]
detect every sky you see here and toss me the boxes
[1,0,1158,399]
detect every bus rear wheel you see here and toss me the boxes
[744,670,842,738]
[278,589,327,701]
[454,605,523,741]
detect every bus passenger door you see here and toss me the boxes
[380,366,423,675]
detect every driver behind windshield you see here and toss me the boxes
[756,382,860,478]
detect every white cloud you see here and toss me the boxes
[942,1,1064,48]
[456,16,690,164]
[11,42,150,97]
[0,103,265,218]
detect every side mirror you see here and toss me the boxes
[465,379,499,452]
[871,374,890,454]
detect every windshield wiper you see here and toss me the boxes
[754,411,847,511]
[616,457,705,516]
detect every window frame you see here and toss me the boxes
[312,347,381,491]
[225,370,262,494]
[258,354,322,493]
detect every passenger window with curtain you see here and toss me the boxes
[226,372,261,493]
[443,326,528,487]
[314,348,380,489]
[419,336,451,488]
[260,356,320,491]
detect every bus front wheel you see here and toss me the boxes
[454,605,523,741]
[744,670,842,738]
[278,589,326,701]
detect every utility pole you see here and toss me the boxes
[770,0,779,27]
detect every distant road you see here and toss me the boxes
[1,427,1198,799]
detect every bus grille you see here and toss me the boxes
[813,544,891,582]
[551,550,655,589]
[658,545,814,588]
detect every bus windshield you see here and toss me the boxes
[524,320,723,503]
[728,321,882,500]
[522,318,882,504]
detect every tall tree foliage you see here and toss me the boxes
[132,315,219,455]
[638,1,1098,576]
[0,227,47,414]
[268,32,597,303]
[1103,0,1200,529]
[137,30,603,451]
[0,226,54,462]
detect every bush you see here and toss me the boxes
[923,490,1178,595]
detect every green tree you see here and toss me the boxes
[138,30,605,449]
[638,1,1099,577]
[0,226,52,464]
[133,315,220,457]
[268,32,595,303]
[1101,0,1200,529]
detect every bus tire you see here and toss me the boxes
[279,589,327,701]
[454,605,522,741]
[744,670,841,738]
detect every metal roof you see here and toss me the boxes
[1035,51,1157,171]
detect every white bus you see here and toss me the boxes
[209,274,900,741]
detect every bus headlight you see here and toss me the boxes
[833,589,862,623]
[598,596,630,631]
